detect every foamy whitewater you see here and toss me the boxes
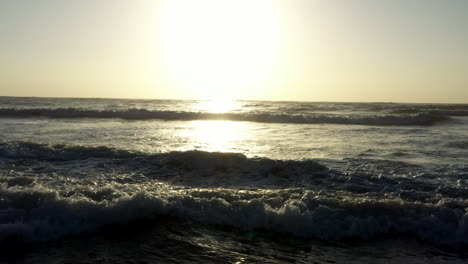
[1,97,467,263]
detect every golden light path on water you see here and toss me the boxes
[174,100,343,159]
[192,100,243,113]
[178,100,252,153]
[181,120,249,153]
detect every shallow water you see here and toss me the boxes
[1,97,467,262]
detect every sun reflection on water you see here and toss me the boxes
[180,120,250,153]
[193,100,242,113]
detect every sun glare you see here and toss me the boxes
[160,0,280,100]
[193,100,241,113]
[180,120,250,153]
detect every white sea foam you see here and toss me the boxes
[0,141,467,247]
[1,97,468,260]
[1,185,467,247]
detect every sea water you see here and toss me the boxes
[0,97,467,263]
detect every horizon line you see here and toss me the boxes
[0,94,467,105]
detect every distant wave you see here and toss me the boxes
[0,108,449,126]
[428,110,468,116]
[0,141,137,161]
[391,109,468,116]
[446,141,468,149]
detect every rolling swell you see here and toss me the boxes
[0,141,138,161]
[391,109,468,116]
[0,107,449,125]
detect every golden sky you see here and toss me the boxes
[0,0,467,103]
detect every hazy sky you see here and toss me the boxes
[1,0,467,103]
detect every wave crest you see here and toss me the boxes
[1,186,467,247]
[0,108,448,126]
[1,141,467,247]
[0,141,136,161]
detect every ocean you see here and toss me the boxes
[0,96,467,263]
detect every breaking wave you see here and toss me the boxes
[0,108,449,126]
[0,141,467,248]
[1,185,467,248]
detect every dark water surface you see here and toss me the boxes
[3,218,467,264]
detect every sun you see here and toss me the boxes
[159,0,280,100]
